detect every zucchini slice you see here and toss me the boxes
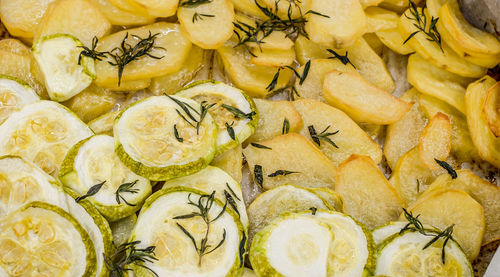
[130,187,245,277]
[249,212,333,277]
[110,214,137,247]
[162,165,248,229]
[0,74,39,125]
[176,80,258,155]
[0,100,93,177]
[32,34,95,102]
[375,230,473,276]
[114,95,218,181]
[0,202,96,276]
[59,135,152,222]
[372,221,437,246]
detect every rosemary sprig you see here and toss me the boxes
[75,181,106,202]
[250,142,272,150]
[254,165,264,188]
[423,224,455,264]
[198,101,216,134]
[282,118,290,134]
[115,180,139,206]
[180,0,212,7]
[104,240,158,277]
[107,31,165,86]
[327,49,355,68]
[308,125,339,148]
[238,232,247,264]
[222,104,256,120]
[268,169,299,177]
[225,183,241,201]
[167,95,215,135]
[403,1,443,51]
[224,190,240,217]
[174,192,227,266]
[78,36,107,65]
[434,159,457,179]
[225,121,236,140]
[266,63,309,93]
[266,67,282,92]
[192,13,215,23]
[174,124,183,142]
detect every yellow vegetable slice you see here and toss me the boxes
[211,145,243,183]
[0,75,39,125]
[250,48,296,67]
[89,0,155,26]
[376,28,415,55]
[110,214,137,247]
[108,0,149,16]
[306,187,344,212]
[364,6,399,33]
[483,82,500,137]
[88,110,120,136]
[0,0,55,39]
[113,95,217,181]
[135,0,178,17]
[418,112,452,170]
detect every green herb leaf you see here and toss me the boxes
[308,125,339,148]
[174,124,183,142]
[254,165,263,188]
[75,181,106,202]
[104,240,158,277]
[434,159,457,179]
[192,12,215,23]
[299,60,311,85]
[309,207,318,215]
[225,121,236,140]
[225,182,241,201]
[77,36,107,65]
[282,118,290,134]
[267,169,299,177]
[222,104,256,120]
[266,67,282,92]
[224,190,240,217]
[403,0,443,51]
[238,232,247,265]
[250,142,272,150]
[326,49,356,68]
[115,180,139,206]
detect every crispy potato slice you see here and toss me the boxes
[211,145,243,183]
[360,0,383,7]
[35,0,111,47]
[229,0,265,19]
[305,0,366,48]
[376,28,415,55]
[134,0,177,17]
[295,59,356,101]
[407,53,472,114]
[421,169,500,245]
[398,6,487,78]
[292,99,382,166]
[246,99,302,143]
[99,79,151,92]
[379,0,411,12]
[0,0,55,39]
[335,155,404,229]
[405,189,485,260]
[483,82,500,137]
[108,0,149,16]
[95,22,192,86]
[363,33,384,56]
[465,76,500,168]
[250,48,296,67]
[384,88,427,169]
[323,70,412,124]
[426,0,445,17]
[418,112,452,170]
[243,133,337,190]
[364,6,399,33]
[89,0,155,26]
[294,35,329,65]
[178,0,234,49]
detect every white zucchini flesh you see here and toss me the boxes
[372,221,407,246]
[162,165,248,229]
[32,34,95,102]
[0,75,39,125]
[59,135,152,221]
[0,202,96,276]
[131,188,244,277]
[375,230,473,276]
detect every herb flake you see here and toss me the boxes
[327,49,355,68]
[254,165,264,188]
[250,142,272,150]
[308,125,339,148]
[75,181,106,202]
[282,118,290,134]
[115,180,139,206]
[222,104,256,120]
[434,159,457,179]
[268,169,299,177]
[104,240,158,277]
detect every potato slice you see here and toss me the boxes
[246,99,302,143]
[243,133,337,190]
[229,0,265,19]
[335,155,404,229]
[407,53,471,114]
[483,82,500,137]
[135,0,177,17]
[250,48,296,67]
[35,0,111,47]
[364,6,399,33]
[306,187,344,212]
[398,6,487,78]
[0,0,55,39]
[99,79,151,92]
[295,59,356,101]
[360,0,383,7]
[363,33,384,56]
[426,0,445,17]
[108,0,149,16]
[178,0,234,49]
[323,70,412,125]
[88,110,119,136]
[294,35,329,65]
[95,22,192,86]
[376,28,415,55]
[384,88,427,169]
[421,169,500,245]
[405,189,485,260]
[465,76,500,168]
[211,144,243,183]
[379,0,411,12]
[292,99,382,166]
[89,0,156,26]
[260,0,310,19]
[305,0,366,48]
[418,112,452,170]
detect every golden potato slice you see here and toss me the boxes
[35,0,111,47]
[376,28,415,55]
[88,110,119,136]
[178,0,234,49]
[364,6,399,33]
[243,133,337,190]
[323,70,412,125]
[98,79,151,92]
[335,155,404,229]
[483,82,500,137]
[418,112,452,170]
[260,0,309,19]
[294,35,329,65]
[305,0,366,48]
[95,22,192,86]
[426,0,445,17]
[405,189,485,260]
[407,53,472,114]
[216,38,292,98]
[384,88,427,169]
[360,0,383,7]
[108,0,149,16]
[0,39,31,56]
[292,99,382,166]
[379,0,411,13]
[0,0,55,39]
[421,169,500,245]
[295,59,356,101]
[363,33,384,56]
[211,145,243,183]
[89,0,155,26]
[246,99,302,143]
[229,0,265,19]
[465,76,500,168]
[250,48,296,67]
[135,0,177,17]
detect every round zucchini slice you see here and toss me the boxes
[162,165,248,229]
[176,80,258,155]
[375,230,473,276]
[0,201,96,276]
[0,74,39,125]
[249,212,333,277]
[110,214,137,247]
[59,135,152,222]
[114,95,218,181]
[130,187,245,277]
[0,100,94,177]
[32,34,95,102]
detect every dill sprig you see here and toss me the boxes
[167,95,215,135]
[174,192,227,266]
[222,104,256,120]
[107,31,165,86]
[434,159,457,179]
[75,181,106,202]
[104,240,158,277]
[78,36,107,65]
[192,13,215,23]
[254,165,264,188]
[181,0,212,7]
[115,180,139,206]
[308,125,339,148]
[282,118,290,134]
[268,169,299,177]
[250,142,272,150]
[403,1,443,51]
[327,49,356,68]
